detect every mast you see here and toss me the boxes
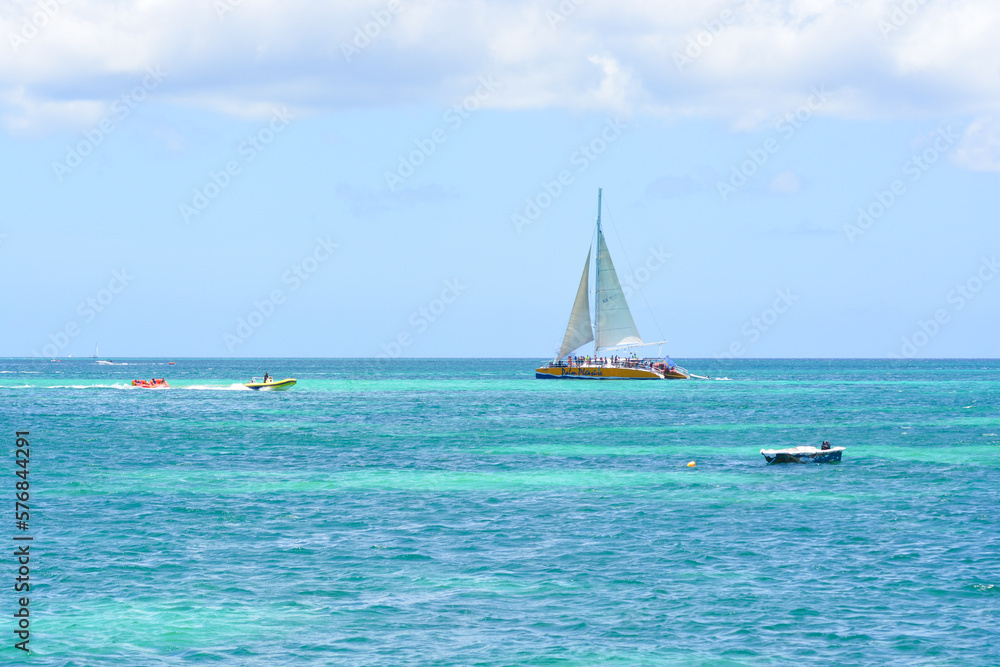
[593,188,602,355]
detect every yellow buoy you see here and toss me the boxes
[686,461,696,467]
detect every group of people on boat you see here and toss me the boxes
[132,378,168,388]
[565,355,614,367]
[563,354,676,372]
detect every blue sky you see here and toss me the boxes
[1,0,998,358]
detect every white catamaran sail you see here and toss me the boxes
[556,249,595,360]
[595,232,642,350]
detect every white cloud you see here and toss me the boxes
[2,0,1000,133]
[952,115,1000,171]
[2,87,106,133]
[768,170,802,195]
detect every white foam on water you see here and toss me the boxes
[183,383,252,391]
[96,361,128,366]
[40,383,133,390]
[4,382,254,392]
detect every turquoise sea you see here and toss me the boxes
[1,358,998,665]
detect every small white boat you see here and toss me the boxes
[761,445,845,464]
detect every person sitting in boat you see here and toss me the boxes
[821,440,831,450]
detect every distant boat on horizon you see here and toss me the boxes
[90,344,98,358]
[535,189,690,380]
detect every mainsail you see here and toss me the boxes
[556,249,594,360]
[595,230,642,350]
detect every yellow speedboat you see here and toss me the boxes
[244,377,297,391]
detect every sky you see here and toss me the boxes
[1,0,998,359]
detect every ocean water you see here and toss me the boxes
[1,358,998,665]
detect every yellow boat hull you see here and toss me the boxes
[244,378,297,391]
[535,366,688,380]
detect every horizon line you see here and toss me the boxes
[4,357,1000,361]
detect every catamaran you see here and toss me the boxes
[535,189,690,380]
